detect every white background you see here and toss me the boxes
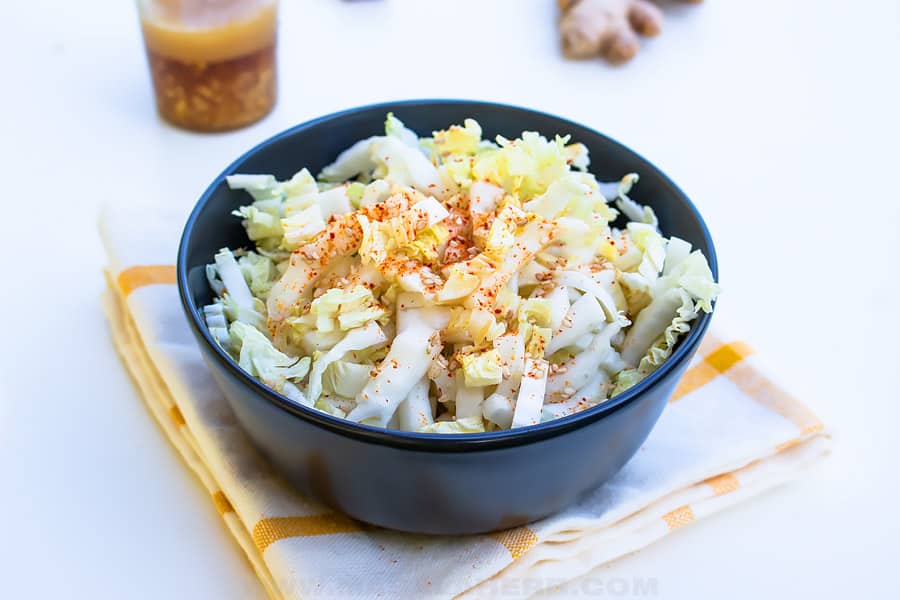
[2,0,899,598]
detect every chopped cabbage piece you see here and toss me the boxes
[230,321,311,396]
[473,131,572,200]
[545,293,606,356]
[396,378,434,431]
[455,383,485,419]
[308,286,387,333]
[418,416,485,434]
[322,360,372,399]
[433,119,483,157]
[459,349,503,387]
[306,321,387,404]
[347,324,443,427]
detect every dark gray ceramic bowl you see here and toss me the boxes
[177,100,717,534]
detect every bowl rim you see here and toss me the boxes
[177,98,718,452]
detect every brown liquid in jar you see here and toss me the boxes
[140,2,277,132]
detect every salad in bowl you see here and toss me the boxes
[202,114,719,434]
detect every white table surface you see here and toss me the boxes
[2,0,899,597]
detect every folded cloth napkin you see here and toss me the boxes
[100,203,829,600]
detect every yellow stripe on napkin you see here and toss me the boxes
[724,363,822,431]
[117,265,177,296]
[213,491,235,516]
[662,505,695,531]
[490,526,539,559]
[252,514,365,553]
[671,341,754,402]
[775,423,825,452]
[703,473,740,496]
[169,404,186,426]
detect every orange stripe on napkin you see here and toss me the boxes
[662,505,695,530]
[213,491,235,515]
[703,473,740,496]
[671,361,720,402]
[775,423,825,452]
[168,404,186,426]
[117,265,177,296]
[725,362,822,431]
[671,341,754,402]
[705,342,754,372]
[252,514,364,553]
[490,526,539,559]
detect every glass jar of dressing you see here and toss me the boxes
[138,0,278,132]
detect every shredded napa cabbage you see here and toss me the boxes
[204,115,719,433]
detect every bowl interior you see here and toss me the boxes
[179,100,717,444]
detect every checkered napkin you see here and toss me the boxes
[100,203,829,599]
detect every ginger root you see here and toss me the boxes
[559,0,703,64]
